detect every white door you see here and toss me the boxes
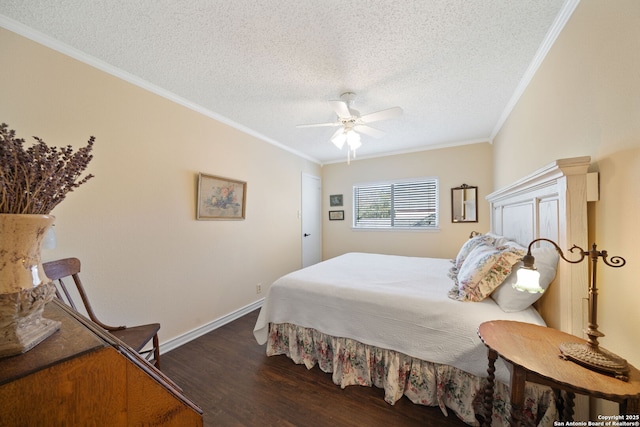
[301,173,322,268]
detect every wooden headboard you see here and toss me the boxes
[486,156,591,338]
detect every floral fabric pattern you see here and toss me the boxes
[449,244,525,302]
[453,234,496,270]
[267,322,558,427]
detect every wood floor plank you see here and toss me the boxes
[161,309,470,427]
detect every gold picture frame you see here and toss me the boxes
[197,173,247,220]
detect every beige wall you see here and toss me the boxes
[0,28,320,345]
[322,142,493,260]
[492,0,639,414]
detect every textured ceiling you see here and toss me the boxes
[0,1,576,164]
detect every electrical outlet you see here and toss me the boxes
[256,283,262,294]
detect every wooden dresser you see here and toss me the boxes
[0,300,203,426]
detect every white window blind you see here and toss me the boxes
[353,178,438,229]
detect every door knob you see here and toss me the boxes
[304,233,311,237]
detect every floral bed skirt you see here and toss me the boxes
[267,322,558,427]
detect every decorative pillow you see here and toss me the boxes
[449,243,525,302]
[452,233,496,270]
[485,232,511,248]
[491,247,559,312]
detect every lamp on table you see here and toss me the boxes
[513,238,629,381]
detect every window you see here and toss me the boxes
[353,177,438,229]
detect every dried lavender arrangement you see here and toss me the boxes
[0,123,95,214]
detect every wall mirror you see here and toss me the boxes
[451,184,477,223]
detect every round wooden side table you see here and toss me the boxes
[478,320,640,427]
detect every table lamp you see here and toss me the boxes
[513,238,629,381]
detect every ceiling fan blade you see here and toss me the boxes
[359,107,403,123]
[330,127,344,140]
[354,124,386,139]
[329,100,352,119]
[296,122,340,128]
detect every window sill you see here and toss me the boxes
[351,227,441,233]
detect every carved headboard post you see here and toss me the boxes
[486,157,591,338]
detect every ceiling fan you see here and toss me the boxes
[297,92,403,162]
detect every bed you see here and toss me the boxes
[253,156,592,427]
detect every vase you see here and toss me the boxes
[0,214,61,357]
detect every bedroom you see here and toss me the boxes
[0,0,638,424]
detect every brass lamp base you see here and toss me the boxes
[559,342,629,381]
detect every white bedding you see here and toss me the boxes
[253,252,546,384]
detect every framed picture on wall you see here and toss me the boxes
[329,210,344,221]
[197,173,247,220]
[330,194,343,207]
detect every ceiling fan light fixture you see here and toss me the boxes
[297,92,402,164]
[331,132,346,149]
[346,130,361,151]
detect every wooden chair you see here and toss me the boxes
[43,257,161,369]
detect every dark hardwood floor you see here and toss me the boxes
[161,309,470,427]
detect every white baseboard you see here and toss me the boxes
[160,298,264,354]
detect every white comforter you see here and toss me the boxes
[253,252,545,384]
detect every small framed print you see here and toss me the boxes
[329,194,343,207]
[329,210,344,221]
[197,173,247,220]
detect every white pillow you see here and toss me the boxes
[485,232,511,248]
[452,233,495,270]
[491,247,559,312]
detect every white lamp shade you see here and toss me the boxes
[331,132,346,149]
[346,131,361,150]
[512,267,544,293]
